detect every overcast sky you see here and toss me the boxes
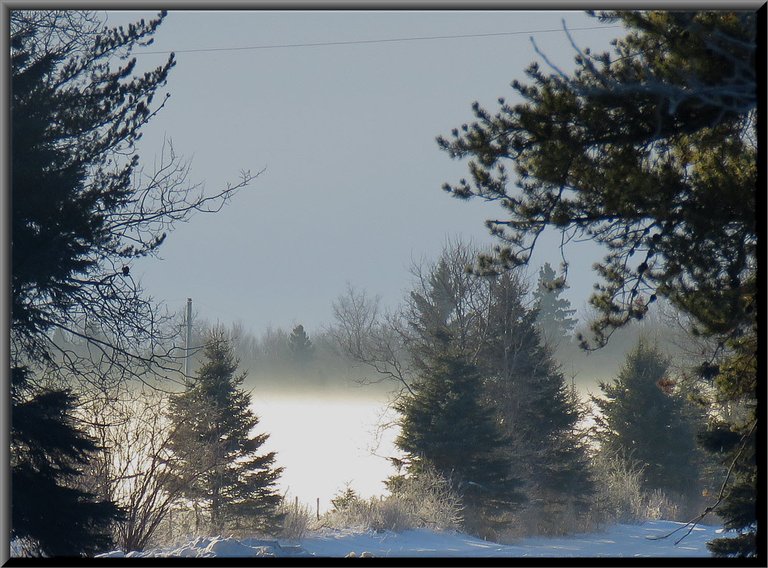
[120,10,625,335]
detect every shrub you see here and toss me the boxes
[330,485,361,513]
[278,498,313,540]
[591,450,679,524]
[322,469,463,533]
[387,468,464,531]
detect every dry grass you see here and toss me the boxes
[590,451,679,525]
[321,469,463,533]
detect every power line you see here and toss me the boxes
[137,24,623,56]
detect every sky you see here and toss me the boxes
[116,10,627,337]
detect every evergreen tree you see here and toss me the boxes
[481,273,593,534]
[406,243,497,367]
[696,330,757,557]
[11,11,176,363]
[11,366,122,556]
[288,324,314,364]
[437,11,756,553]
[407,259,463,365]
[532,263,577,347]
[394,345,524,538]
[10,8,254,384]
[10,10,258,555]
[438,11,755,346]
[592,340,704,504]
[167,332,284,534]
[399,244,594,536]
[330,485,362,512]
[10,11,174,555]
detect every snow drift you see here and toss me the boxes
[95,520,722,558]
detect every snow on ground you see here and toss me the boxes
[96,520,722,558]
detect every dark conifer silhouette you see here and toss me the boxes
[395,346,524,538]
[11,367,122,556]
[592,341,704,505]
[288,324,315,364]
[480,273,593,534]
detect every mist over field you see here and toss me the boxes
[222,304,695,401]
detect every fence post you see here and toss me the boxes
[316,497,320,521]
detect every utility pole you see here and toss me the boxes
[184,298,192,382]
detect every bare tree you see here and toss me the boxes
[330,240,528,399]
[11,11,262,396]
[81,385,212,551]
[331,284,414,397]
[403,239,505,366]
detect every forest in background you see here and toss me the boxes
[48,251,699,401]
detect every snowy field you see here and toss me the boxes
[249,395,400,507]
[95,520,723,558]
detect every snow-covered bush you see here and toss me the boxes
[369,497,413,533]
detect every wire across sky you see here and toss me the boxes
[136,24,623,56]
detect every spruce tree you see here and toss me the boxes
[11,8,254,385]
[394,345,524,538]
[592,340,704,504]
[480,273,593,534]
[11,10,258,555]
[11,11,176,361]
[532,263,577,347]
[288,324,314,364]
[400,244,594,536]
[406,247,492,367]
[10,11,174,555]
[11,366,122,556]
[407,258,464,365]
[167,332,284,534]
